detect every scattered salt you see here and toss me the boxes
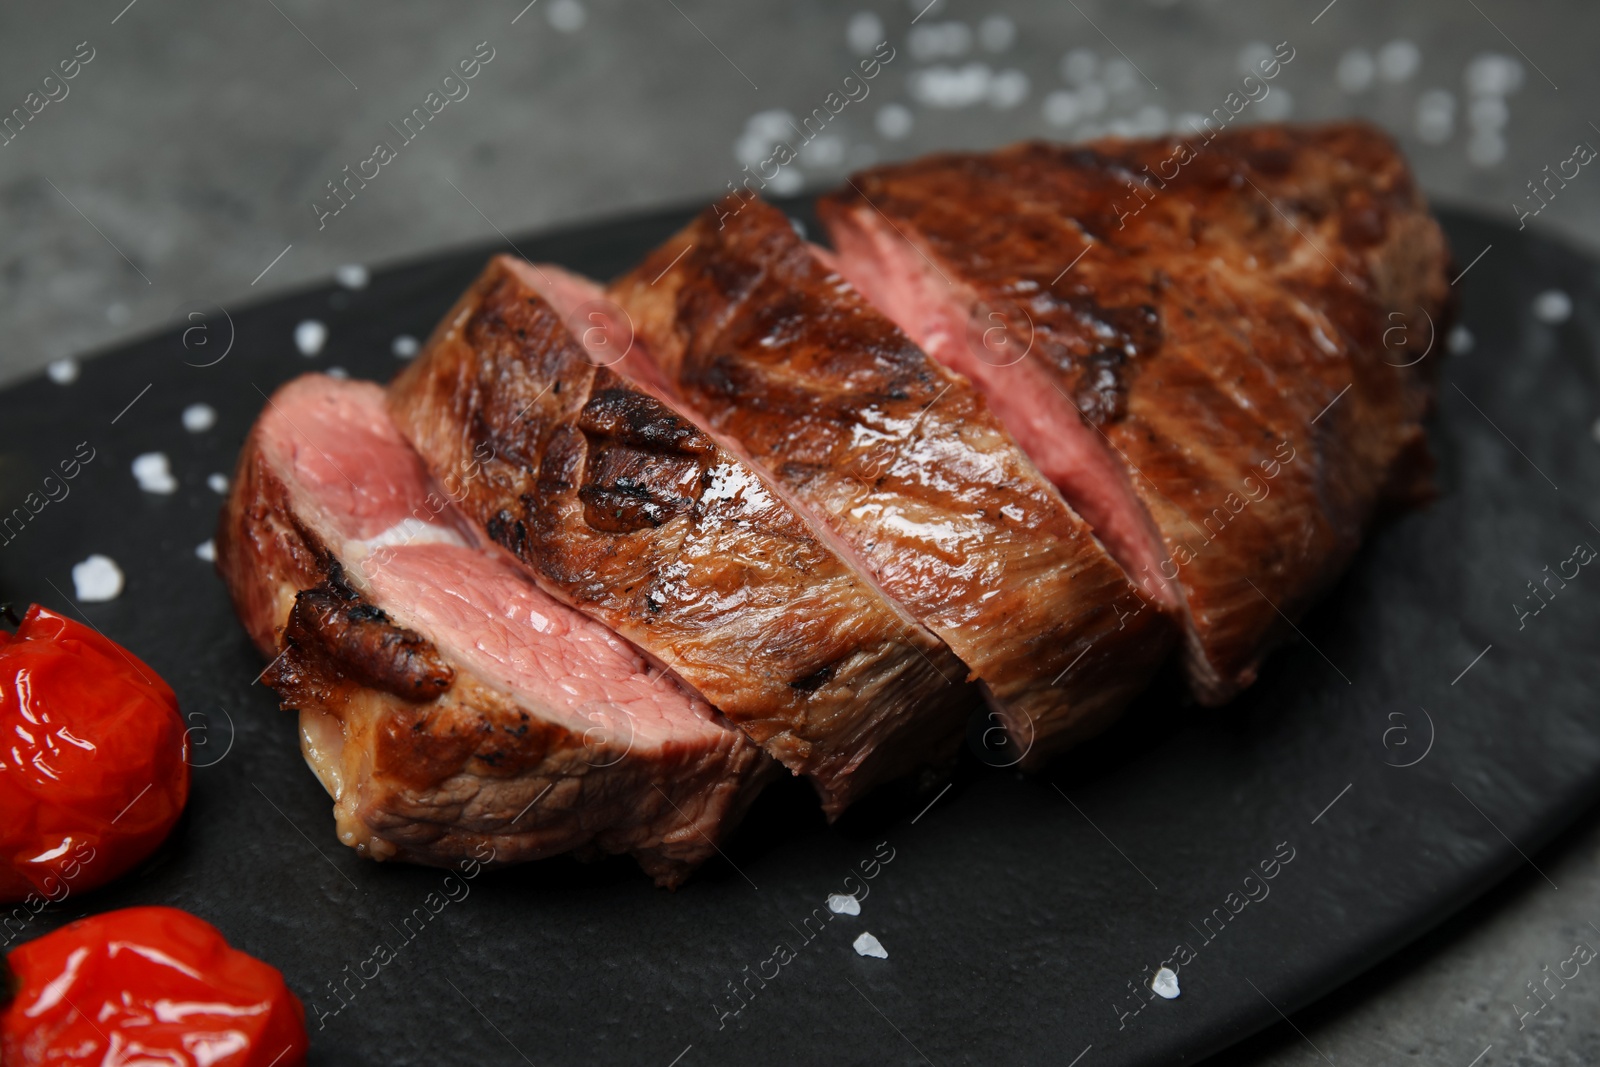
[295,319,327,357]
[1236,41,1274,77]
[1101,57,1139,96]
[334,263,369,290]
[1059,48,1097,87]
[195,539,216,563]
[1415,89,1455,145]
[132,452,178,495]
[392,334,420,359]
[547,0,586,33]
[1043,90,1082,128]
[1466,131,1505,168]
[1151,967,1180,1000]
[876,103,913,140]
[1468,95,1508,131]
[1335,49,1375,94]
[987,69,1030,110]
[978,15,1015,53]
[846,11,884,56]
[326,366,350,380]
[1130,104,1169,136]
[1533,290,1572,324]
[768,168,803,196]
[1464,53,1523,98]
[908,21,972,62]
[207,473,229,494]
[182,403,216,433]
[47,359,79,385]
[852,932,888,958]
[1254,88,1293,122]
[827,893,861,916]
[1447,325,1474,355]
[1377,39,1420,83]
[910,63,993,108]
[72,555,124,602]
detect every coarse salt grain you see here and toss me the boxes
[334,264,369,290]
[47,359,79,384]
[132,452,178,495]
[195,539,216,562]
[1336,49,1375,94]
[548,0,586,33]
[207,473,229,494]
[876,103,913,140]
[853,932,888,958]
[295,319,327,357]
[1151,967,1180,999]
[847,11,884,56]
[827,893,861,916]
[392,334,420,359]
[1533,290,1572,324]
[72,555,124,602]
[182,403,216,433]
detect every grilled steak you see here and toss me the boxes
[606,197,1174,760]
[215,374,772,887]
[820,121,1450,702]
[386,257,972,814]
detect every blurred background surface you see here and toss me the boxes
[3,1,1597,1061]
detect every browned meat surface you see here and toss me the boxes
[216,374,772,887]
[386,257,972,814]
[608,196,1174,760]
[820,121,1450,702]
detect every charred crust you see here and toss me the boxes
[578,387,714,456]
[277,582,455,703]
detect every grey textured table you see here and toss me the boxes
[3,1,1597,1063]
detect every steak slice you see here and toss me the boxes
[604,196,1174,761]
[820,121,1450,702]
[216,374,772,887]
[386,257,972,815]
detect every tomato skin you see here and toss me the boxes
[0,605,190,904]
[1,906,309,1066]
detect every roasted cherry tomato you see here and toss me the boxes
[0,604,189,904]
[1,906,309,1065]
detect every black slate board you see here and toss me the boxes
[0,202,1596,1067]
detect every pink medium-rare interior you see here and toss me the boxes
[504,257,677,396]
[822,208,1183,612]
[257,374,729,747]
[258,375,449,542]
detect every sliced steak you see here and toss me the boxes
[820,121,1450,702]
[216,374,772,887]
[386,257,972,815]
[602,197,1173,761]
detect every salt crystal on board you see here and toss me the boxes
[132,452,178,494]
[1533,290,1572,324]
[828,894,861,916]
[183,403,216,433]
[1151,967,1180,1000]
[73,555,124,602]
[295,320,327,357]
[853,932,888,958]
[335,264,369,290]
